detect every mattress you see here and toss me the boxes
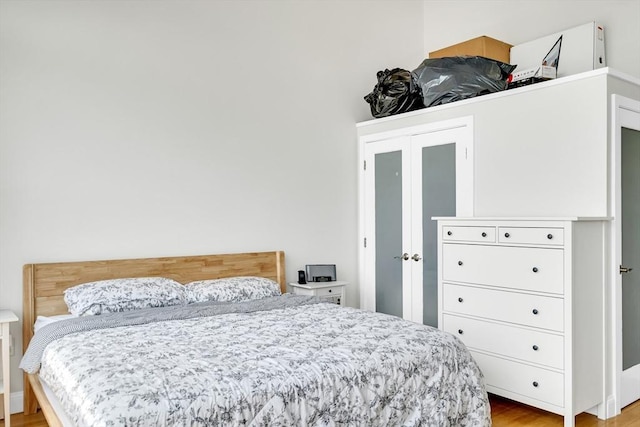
[39,374,74,427]
[22,295,490,426]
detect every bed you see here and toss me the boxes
[21,251,490,426]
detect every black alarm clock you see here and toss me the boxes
[297,270,307,284]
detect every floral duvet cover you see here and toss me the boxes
[22,295,490,426]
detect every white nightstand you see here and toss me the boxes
[288,281,348,306]
[0,310,18,427]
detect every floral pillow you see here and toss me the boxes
[184,276,281,304]
[64,277,186,316]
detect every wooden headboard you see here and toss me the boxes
[22,250,285,419]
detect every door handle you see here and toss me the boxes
[411,253,422,262]
[620,265,634,274]
[394,253,410,261]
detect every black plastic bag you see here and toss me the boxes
[364,68,424,118]
[412,56,516,107]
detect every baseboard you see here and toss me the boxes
[11,391,23,414]
[584,395,620,420]
[604,394,619,419]
[0,391,24,417]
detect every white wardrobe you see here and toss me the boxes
[356,68,640,420]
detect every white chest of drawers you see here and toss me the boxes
[436,218,607,427]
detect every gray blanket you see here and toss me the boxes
[20,294,324,374]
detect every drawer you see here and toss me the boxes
[498,227,564,246]
[443,314,564,369]
[442,244,564,294]
[471,351,564,408]
[314,286,343,297]
[442,226,496,243]
[443,284,564,331]
[291,287,314,296]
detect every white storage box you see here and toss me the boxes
[510,22,606,78]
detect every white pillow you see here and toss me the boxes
[63,277,186,316]
[185,276,281,304]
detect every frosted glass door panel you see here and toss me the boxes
[375,151,403,317]
[422,144,456,327]
[622,127,640,370]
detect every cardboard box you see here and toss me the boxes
[429,36,512,64]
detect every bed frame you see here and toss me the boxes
[22,250,286,426]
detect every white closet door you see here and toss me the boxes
[613,95,640,411]
[361,117,473,325]
[362,136,412,320]
[410,124,473,325]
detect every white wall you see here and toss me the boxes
[423,0,640,79]
[0,0,424,397]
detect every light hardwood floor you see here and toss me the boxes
[490,394,640,426]
[2,395,639,426]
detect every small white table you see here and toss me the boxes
[288,281,348,306]
[0,310,18,427]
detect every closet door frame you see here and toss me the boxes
[359,116,474,320]
[610,94,640,416]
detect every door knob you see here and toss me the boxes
[620,265,634,274]
[394,253,410,261]
[411,253,422,261]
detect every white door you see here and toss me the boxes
[362,136,412,320]
[409,125,473,325]
[361,117,473,325]
[613,95,640,410]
